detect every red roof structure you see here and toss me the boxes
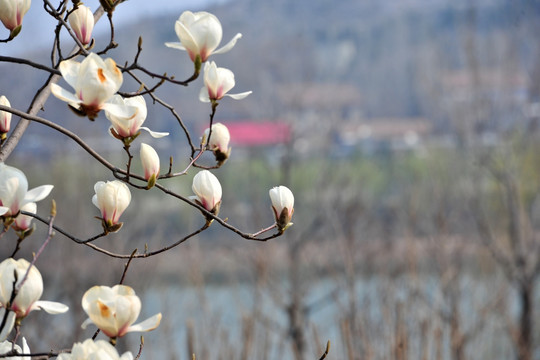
[220,121,291,146]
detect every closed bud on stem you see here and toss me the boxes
[0,0,31,33]
[191,170,222,223]
[269,185,294,232]
[140,143,160,189]
[68,4,94,46]
[0,96,11,135]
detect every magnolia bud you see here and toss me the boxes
[269,185,294,232]
[140,143,160,188]
[202,123,231,165]
[0,96,11,135]
[92,180,131,232]
[191,170,222,220]
[0,0,31,33]
[68,4,94,45]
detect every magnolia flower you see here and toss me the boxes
[105,95,168,141]
[92,180,131,232]
[269,185,294,231]
[57,339,133,360]
[165,11,242,63]
[0,258,68,319]
[0,0,31,33]
[0,337,30,360]
[0,96,11,134]
[199,61,251,103]
[202,122,230,164]
[0,163,53,218]
[81,285,161,339]
[50,53,123,120]
[191,170,222,217]
[140,143,159,188]
[68,4,94,45]
[12,201,35,232]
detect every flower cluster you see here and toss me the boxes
[0,5,296,359]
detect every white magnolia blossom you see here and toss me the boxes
[140,143,160,183]
[269,185,295,231]
[81,285,161,339]
[0,96,11,134]
[50,53,124,120]
[68,4,94,45]
[191,170,222,213]
[199,61,251,103]
[0,163,53,217]
[12,202,36,232]
[0,0,31,31]
[165,11,242,63]
[0,337,30,360]
[105,95,168,139]
[92,180,131,229]
[0,258,68,319]
[57,339,133,360]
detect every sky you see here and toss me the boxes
[2,0,229,56]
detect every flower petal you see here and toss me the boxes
[226,91,252,100]
[0,309,15,341]
[101,102,139,119]
[58,59,81,89]
[213,33,242,55]
[199,87,210,103]
[0,207,8,216]
[24,185,54,203]
[50,84,81,105]
[164,42,186,51]
[127,313,162,333]
[139,127,169,138]
[33,300,69,314]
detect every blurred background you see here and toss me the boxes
[2,0,540,359]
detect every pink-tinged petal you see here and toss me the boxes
[126,313,162,334]
[213,33,242,55]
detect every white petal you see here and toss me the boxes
[24,185,54,203]
[139,127,169,138]
[50,84,81,105]
[58,59,81,89]
[0,207,8,216]
[81,317,94,329]
[126,313,162,333]
[226,91,252,100]
[33,300,69,314]
[213,33,243,55]
[0,310,15,341]
[199,87,210,103]
[164,42,186,51]
[102,103,138,119]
